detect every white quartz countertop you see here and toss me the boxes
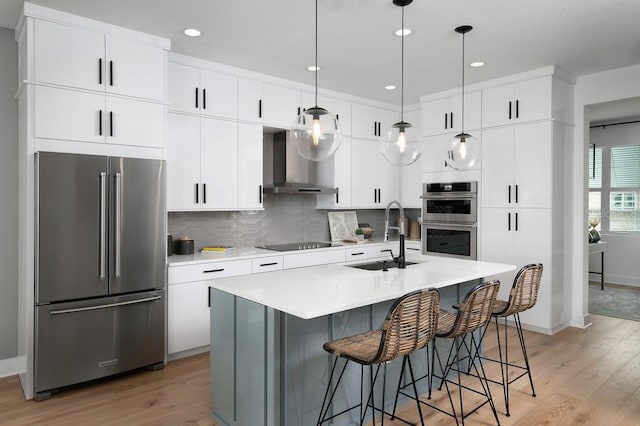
[208,255,515,319]
[167,239,395,267]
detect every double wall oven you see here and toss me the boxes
[421,182,477,260]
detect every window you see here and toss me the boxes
[591,143,640,233]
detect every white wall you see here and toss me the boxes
[0,27,18,364]
[570,63,640,328]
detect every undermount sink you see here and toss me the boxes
[347,260,418,271]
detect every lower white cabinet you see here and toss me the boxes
[283,250,346,269]
[168,259,252,356]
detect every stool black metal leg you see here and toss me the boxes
[494,316,508,417]
[406,356,426,426]
[468,334,501,425]
[317,357,349,425]
[515,313,536,397]
[391,356,407,419]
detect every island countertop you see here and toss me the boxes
[208,255,515,319]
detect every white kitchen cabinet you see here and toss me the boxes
[238,78,263,123]
[168,280,211,354]
[421,91,481,136]
[238,123,264,209]
[167,62,237,119]
[352,103,398,140]
[482,76,552,128]
[334,98,352,136]
[167,259,252,356]
[251,256,283,273]
[316,137,352,209]
[398,108,423,208]
[34,85,164,148]
[480,207,552,329]
[344,242,400,264]
[167,113,201,210]
[200,118,239,209]
[351,138,399,208]
[481,122,551,209]
[261,83,301,128]
[283,250,346,269]
[33,19,165,102]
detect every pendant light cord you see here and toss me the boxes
[461,30,465,134]
[315,0,318,108]
[400,5,404,123]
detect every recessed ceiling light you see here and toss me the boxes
[470,61,485,68]
[184,28,201,37]
[307,65,320,72]
[385,85,397,90]
[394,28,412,37]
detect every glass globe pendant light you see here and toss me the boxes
[445,25,480,171]
[381,0,423,167]
[290,0,342,162]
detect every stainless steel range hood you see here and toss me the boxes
[262,130,337,195]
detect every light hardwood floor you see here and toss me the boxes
[1,314,639,425]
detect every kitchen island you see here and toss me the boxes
[208,255,514,426]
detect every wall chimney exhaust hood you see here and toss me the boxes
[262,131,337,195]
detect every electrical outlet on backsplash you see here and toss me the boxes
[167,194,420,249]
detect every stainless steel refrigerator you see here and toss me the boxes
[34,152,166,400]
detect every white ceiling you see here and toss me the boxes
[2,0,640,112]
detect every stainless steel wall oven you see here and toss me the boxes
[421,182,478,260]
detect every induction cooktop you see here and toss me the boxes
[257,242,334,251]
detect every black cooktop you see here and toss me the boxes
[257,242,334,252]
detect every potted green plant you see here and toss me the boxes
[354,228,364,241]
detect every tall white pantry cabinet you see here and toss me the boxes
[15,2,170,399]
[478,68,574,334]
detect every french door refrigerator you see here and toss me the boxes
[34,152,166,400]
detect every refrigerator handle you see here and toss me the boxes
[49,295,162,315]
[99,172,107,279]
[115,172,122,279]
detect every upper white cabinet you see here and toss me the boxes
[351,138,399,208]
[398,108,423,208]
[167,113,243,211]
[238,78,263,123]
[334,98,352,136]
[481,122,552,209]
[421,91,481,136]
[33,19,165,102]
[351,103,398,140]
[482,76,552,128]
[168,62,238,119]
[262,84,301,128]
[316,137,352,209]
[238,123,264,210]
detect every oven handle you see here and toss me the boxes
[420,221,477,230]
[420,194,477,199]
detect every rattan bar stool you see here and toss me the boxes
[429,281,502,425]
[316,288,440,426]
[475,263,543,417]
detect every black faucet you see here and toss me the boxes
[383,201,406,269]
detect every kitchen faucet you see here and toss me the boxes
[383,200,406,269]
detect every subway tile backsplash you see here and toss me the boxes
[168,194,419,249]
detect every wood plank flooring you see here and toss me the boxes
[1,314,639,425]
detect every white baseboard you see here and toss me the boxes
[0,357,17,378]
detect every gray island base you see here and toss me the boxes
[208,257,515,425]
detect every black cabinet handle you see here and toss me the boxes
[407,247,420,251]
[336,114,340,121]
[203,268,225,273]
[99,110,103,135]
[195,183,199,204]
[109,60,113,86]
[377,122,381,136]
[203,183,207,204]
[515,185,519,203]
[258,99,262,118]
[208,288,211,308]
[508,212,511,231]
[259,184,262,203]
[374,188,377,203]
[297,107,301,115]
[336,187,339,204]
[444,113,448,130]
[508,185,511,203]
[516,100,519,119]
[508,101,512,120]
[377,188,381,203]
[259,262,278,267]
[98,58,102,85]
[450,112,454,129]
[374,121,377,136]
[515,212,519,231]
[203,89,207,110]
[109,111,113,137]
[351,252,365,256]
[195,88,199,108]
